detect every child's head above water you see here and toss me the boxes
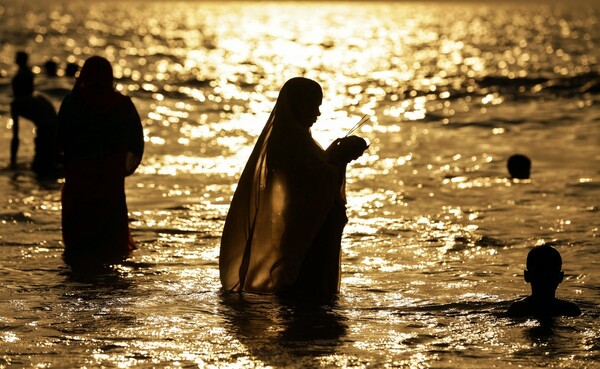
[525,245,564,292]
[507,154,531,179]
[508,244,581,318]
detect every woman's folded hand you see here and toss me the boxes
[326,135,368,164]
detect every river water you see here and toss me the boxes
[0,1,599,368]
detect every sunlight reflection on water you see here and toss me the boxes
[0,0,599,367]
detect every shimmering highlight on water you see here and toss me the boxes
[0,0,599,368]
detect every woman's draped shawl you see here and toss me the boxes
[57,91,144,174]
[220,86,342,293]
[57,86,144,264]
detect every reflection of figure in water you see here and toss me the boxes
[219,293,347,364]
[507,154,531,179]
[220,77,367,297]
[57,56,144,268]
[9,51,59,176]
[508,245,581,318]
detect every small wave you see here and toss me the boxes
[448,111,581,129]
[403,300,511,317]
[357,299,511,318]
[478,75,550,89]
[476,72,600,96]
[0,212,35,223]
[448,118,530,129]
[135,227,199,235]
[173,77,213,88]
[475,235,506,247]
[567,181,600,190]
[424,235,505,250]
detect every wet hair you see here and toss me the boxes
[15,51,28,67]
[526,245,562,274]
[78,56,114,91]
[507,154,531,179]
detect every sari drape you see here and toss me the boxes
[220,78,347,294]
[57,82,143,266]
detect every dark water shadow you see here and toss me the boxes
[518,318,583,359]
[52,266,139,339]
[525,317,557,338]
[397,299,512,318]
[508,311,594,362]
[60,264,132,288]
[1,165,63,191]
[219,292,348,365]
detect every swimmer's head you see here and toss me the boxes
[524,245,564,290]
[507,154,531,179]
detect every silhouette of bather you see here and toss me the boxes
[220,77,367,297]
[57,56,144,269]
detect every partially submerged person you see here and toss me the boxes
[507,154,531,180]
[57,56,144,269]
[219,77,367,297]
[44,58,58,77]
[507,245,581,318]
[65,62,79,77]
[9,51,59,176]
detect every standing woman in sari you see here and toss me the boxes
[220,77,366,297]
[57,56,144,268]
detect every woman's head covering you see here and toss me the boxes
[219,77,341,293]
[77,56,113,91]
[275,77,323,126]
[75,56,126,113]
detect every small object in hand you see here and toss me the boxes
[345,114,371,137]
[329,135,368,163]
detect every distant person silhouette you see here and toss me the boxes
[44,59,58,77]
[12,51,34,96]
[57,56,144,269]
[507,154,531,179]
[507,245,581,318]
[220,77,367,297]
[65,62,79,77]
[9,51,59,176]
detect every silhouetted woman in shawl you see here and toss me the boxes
[220,77,367,297]
[57,56,144,268]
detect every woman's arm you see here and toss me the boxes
[125,99,144,176]
[9,101,20,169]
[55,94,74,168]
